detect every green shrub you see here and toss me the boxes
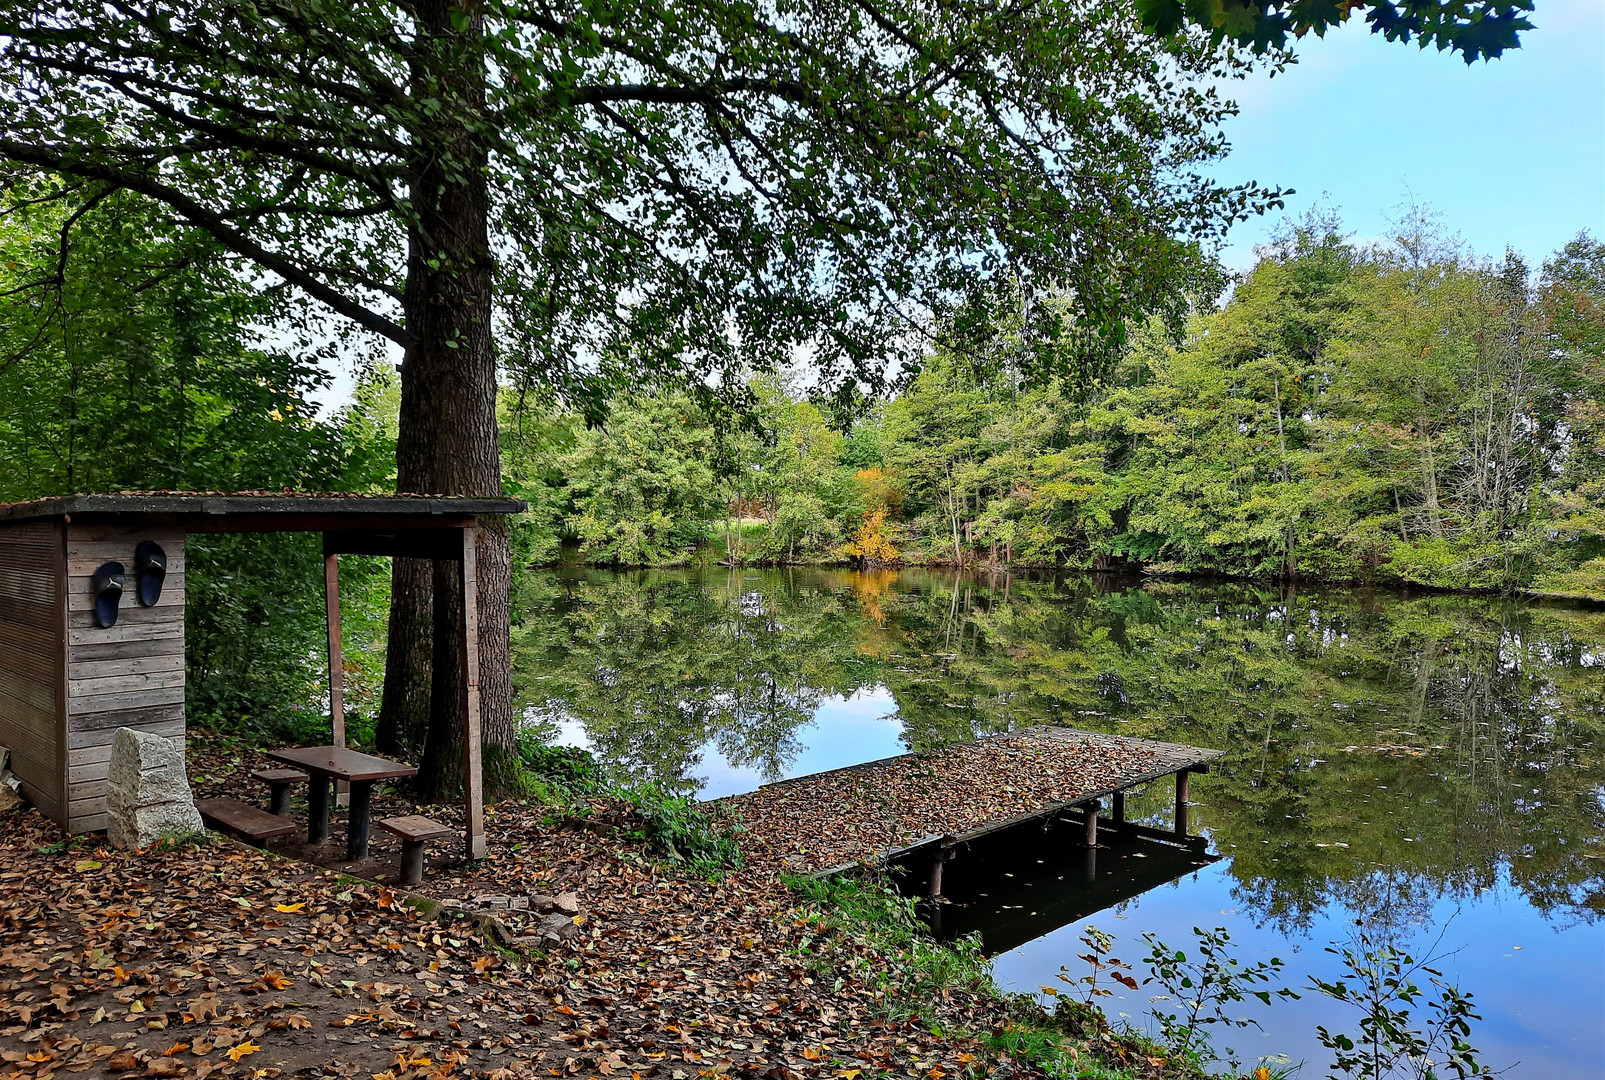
[617,782,744,876]
[516,739,604,791]
[512,738,743,874]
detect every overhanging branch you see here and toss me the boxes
[0,140,413,348]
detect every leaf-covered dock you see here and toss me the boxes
[729,726,1223,882]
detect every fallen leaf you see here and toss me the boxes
[272,903,305,914]
[226,1043,260,1062]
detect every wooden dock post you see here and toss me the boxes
[1112,789,1126,826]
[928,849,952,899]
[1174,769,1190,838]
[1083,799,1100,847]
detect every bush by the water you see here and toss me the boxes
[514,740,742,876]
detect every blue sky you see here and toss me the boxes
[1205,0,1605,273]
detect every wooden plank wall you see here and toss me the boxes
[64,525,186,833]
[0,521,67,825]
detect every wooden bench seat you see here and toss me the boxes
[377,815,455,885]
[249,768,309,816]
[198,796,299,844]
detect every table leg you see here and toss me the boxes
[347,781,373,861]
[308,775,331,844]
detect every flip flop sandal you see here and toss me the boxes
[91,562,126,628]
[134,540,167,606]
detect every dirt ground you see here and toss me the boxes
[1,732,1193,1080]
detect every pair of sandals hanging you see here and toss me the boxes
[90,542,167,628]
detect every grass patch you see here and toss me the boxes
[787,872,1205,1080]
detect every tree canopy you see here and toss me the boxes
[0,0,1290,399]
[0,0,1533,794]
[1136,0,1533,63]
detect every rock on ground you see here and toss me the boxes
[105,727,204,849]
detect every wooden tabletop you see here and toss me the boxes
[264,746,419,782]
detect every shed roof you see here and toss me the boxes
[0,491,527,526]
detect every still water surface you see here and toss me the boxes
[513,566,1605,1077]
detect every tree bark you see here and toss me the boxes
[379,0,520,800]
[375,556,432,756]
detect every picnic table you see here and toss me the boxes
[264,746,417,861]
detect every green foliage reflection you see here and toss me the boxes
[513,567,1605,929]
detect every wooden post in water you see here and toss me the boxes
[928,849,949,899]
[1112,789,1126,827]
[1083,800,1100,847]
[1175,769,1190,838]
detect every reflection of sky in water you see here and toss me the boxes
[549,685,905,800]
[547,686,1604,1077]
[988,861,1605,1079]
[524,569,1605,1077]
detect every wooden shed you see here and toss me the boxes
[0,492,524,851]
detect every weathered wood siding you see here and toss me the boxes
[64,525,186,833]
[0,520,68,824]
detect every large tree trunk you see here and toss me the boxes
[375,556,432,756]
[379,0,521,802]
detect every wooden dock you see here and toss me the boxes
[728,726,1223,895]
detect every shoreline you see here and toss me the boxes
[528,555,1605,606]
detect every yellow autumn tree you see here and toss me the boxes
[841,468,901,564]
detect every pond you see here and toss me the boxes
[512,566,1605,1078]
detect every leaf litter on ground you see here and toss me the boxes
[3,729,1201,1080]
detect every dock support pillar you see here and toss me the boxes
[928,848,953,900]
[1175,770,1190,838]
[1112,790,1126,826]
[1084,800,1100,848]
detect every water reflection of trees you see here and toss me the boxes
[512,566,1604,925]
[513,570,882,787]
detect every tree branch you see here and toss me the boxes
[0,140,412,347]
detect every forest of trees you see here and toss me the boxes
[0,0,1547,792]
[3,194,1600,743]
[505,212,1605,600]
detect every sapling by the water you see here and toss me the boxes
[1139,926,1300,1069]
[1309,929,1495,1080]
[1054,926,1140,1004]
